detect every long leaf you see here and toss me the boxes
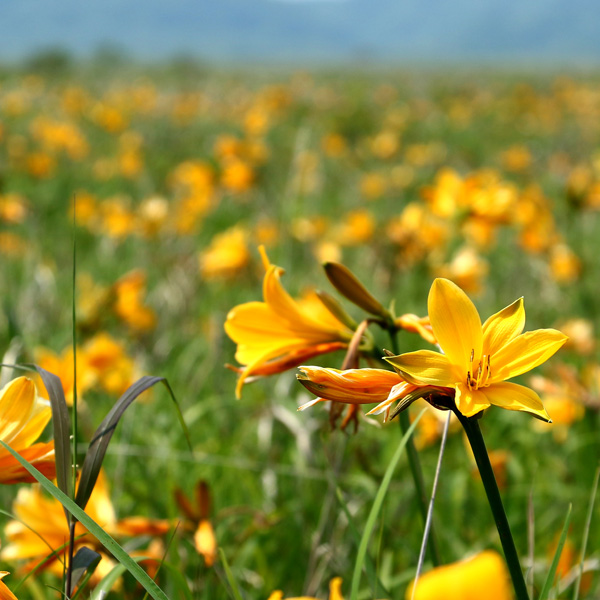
[76,376,191,511]
[336,487,390,599]
[33,365,73,520]
[572,464,600,600]
[219,548,244,600]
[90,557,193,600]
[538,504,572,600]
[0,440,170,600]
[350,408,425,600]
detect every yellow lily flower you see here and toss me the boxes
[225,247,353,398]
[0,377,55,484]
[406,551,512,600]
[387,278,567,419]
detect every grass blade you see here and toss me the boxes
[0,440,170,600]
[219,548,244,600]
[335,487,390,599]
[572,464,600,600]
[76,376,191,511]
[350,408,425,600]
[34,365,72,518]
[539,503,572,600]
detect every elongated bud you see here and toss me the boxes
[323,262,390,319]
[315,290,358,330]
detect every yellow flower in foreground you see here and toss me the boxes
[0,573,18,600]
[388,278,567,419]
[406,551,512,600]
[225,247,353,397]
[0,377,55,484]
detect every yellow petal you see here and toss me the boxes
[386,350,457,386]
[491,329,568,382]
[7,399,51,450]
[0,378,35,444]
[329,577,344,600]
[194,520,217,567]
[454,382,490,417]
[428,278,482,373]
[482,297,525,355]
[407,550,512,600]
[483,382,551,421]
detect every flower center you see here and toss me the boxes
[466,349,492,391]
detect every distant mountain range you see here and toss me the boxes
[1,0,600,65]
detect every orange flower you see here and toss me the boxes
[0,377,55,484]
[175,481,217,567]
[225,247,353,397]
[2,472,115,576]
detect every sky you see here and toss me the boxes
[1,0,599,65]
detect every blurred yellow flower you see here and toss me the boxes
[113,270,156,332]
[200,227,251,280]
[35,347,96,406]
[406,551,512,600]
[268,577,345,600]
[388,278,567,419]
[225,247,352,397]
[0,377,55,484]
[2,472,115,576]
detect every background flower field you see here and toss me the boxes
[0,58,598,598]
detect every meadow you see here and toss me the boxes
[0,59,598,599]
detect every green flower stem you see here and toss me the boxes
[456,411,530,600]
[389,330,441,567]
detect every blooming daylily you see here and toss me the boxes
[225,247,354,397]
[0,377,55,484]
[387,278,567,419]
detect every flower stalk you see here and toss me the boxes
[455,409,530,600]
[389,330,441,567]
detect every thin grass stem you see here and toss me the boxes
[389,330,441,567]
[411,411,450,600]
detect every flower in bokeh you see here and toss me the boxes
[199,227,251,280]
[225,247,353,397]
[387,278,567,419]
[113,270,156,332]
[268,577,345,600]
[406,551,512,600]
[35,347,96,406]
[0,377,55,484]
[175,481,217,567]
[2,472,115,577]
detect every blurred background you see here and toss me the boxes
[0,2,599,600]
[2,0,600,66]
